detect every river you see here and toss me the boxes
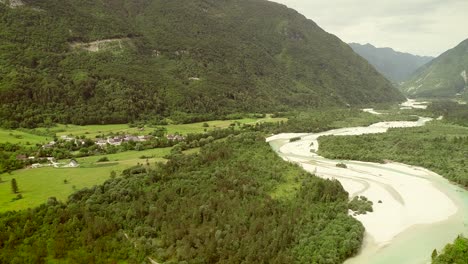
[267,117,468,264]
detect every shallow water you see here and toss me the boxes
[268,119,468,264]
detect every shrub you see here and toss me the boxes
[289,137,301,142]
[97,157,109,162]
[12,194,23,201]
[336,163,347,168]
[349,196,373,215]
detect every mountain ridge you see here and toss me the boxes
[401,38,468,98]
[0,0,404,128]
[349,42,433,83]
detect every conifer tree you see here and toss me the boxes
[11,178,19,194]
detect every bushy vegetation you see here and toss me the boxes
[0,142,30,173]
[348,196,373,215]
[336,163,347,168]
[432,236,468,264]
[96,157,109,162]
[0,133,364,263]
[0,0,403,128]
[289,136,302,142]
[428,101,468,127]
[318,122,468,187]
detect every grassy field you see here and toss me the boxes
[0,147,172,212]
[47,116,286,138]
[0,129,50,145]
[0,116,286,144]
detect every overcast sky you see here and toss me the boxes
[271,0,468,57]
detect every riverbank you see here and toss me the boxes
[267,118,465,263]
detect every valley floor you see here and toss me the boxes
[0,116,286,212]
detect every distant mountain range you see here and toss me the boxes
[401,39,468,99]
[349,43,433,83]
[0,0,403,128]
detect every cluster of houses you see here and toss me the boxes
[42,135,87,149]
[42,133,187,149]
[26,132,189,170]
[95,135,153,147]
[97,134,186,146]
[21,157,80,169]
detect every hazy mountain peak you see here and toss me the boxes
[363,43,375,48]
[349,42,434,83]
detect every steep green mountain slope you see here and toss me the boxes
[349,43,433,83]
[0,0,403,128]
[0,133,364,263]
[401,39,468,98]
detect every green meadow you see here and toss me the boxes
[0,129,50,145]
[48,116,286,138]
[0,147,172,212]
[0,116,287,145]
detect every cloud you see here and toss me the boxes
[271,0,468,56]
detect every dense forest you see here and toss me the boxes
[428,101,468,127]
[0,0,403,128]
[0,132,364,263]
[318,121,468,187]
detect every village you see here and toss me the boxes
[23,133,187,169]
[6,120,247,176]
[43,133,186,148]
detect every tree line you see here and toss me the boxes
[318,122,468,187]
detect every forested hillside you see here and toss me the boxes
[401,38,468,98]
[0,133,364,263]
[0,0,403,128]
[349,43,433,83]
